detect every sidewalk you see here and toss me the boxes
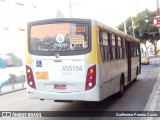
[141,69,160,119]
[0,82,26,96]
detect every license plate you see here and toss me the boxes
[54,84,66,90]
[36,72,48,80]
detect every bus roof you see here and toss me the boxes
[28,18,140,43]
[93,20,140,43]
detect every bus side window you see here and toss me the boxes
[131,42,134,57]
[131,42,136,57]
[136,43,140,57]
[137,43,140,56]
[134,43,137,57]
[115,36,118,59]
[99,30,105,62]
[120,38,123,59]
[99,31,105,62]
[99,30,110,62]
[125,39,128,58]
[117,36,122,59]
[111,34,116,60]
[122,38,126,59]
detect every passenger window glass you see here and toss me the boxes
[99,30,110,62]
[102,32,108,45]
[112,35,115,46]
[118,37,121,46]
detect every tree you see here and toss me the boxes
[117,9,159,56]
[148,32,159,55]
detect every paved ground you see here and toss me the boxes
[140,57,160,120]
[1,57,160,120]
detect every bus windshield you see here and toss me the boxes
[30,23,89,52]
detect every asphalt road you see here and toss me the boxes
[0,57,160,120]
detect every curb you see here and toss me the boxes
[149,56,160,59]
[144,73,160,111]
[0,88,26,96]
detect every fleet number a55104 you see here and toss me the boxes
[62,66,82,71]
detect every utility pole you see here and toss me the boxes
[157,0,160,14]
[68,0,73,17]
[68,0,80,18]
[123,20,127,34]
[131,16,135,37]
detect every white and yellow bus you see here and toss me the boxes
[25,18,141,102]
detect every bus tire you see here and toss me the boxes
[117,75,125,97]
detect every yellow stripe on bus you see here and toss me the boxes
[25,51,32,64]
[88,26,101,64]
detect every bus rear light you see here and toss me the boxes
[26,65,36,89]
[89,69,94,74]
[89,75,94,80]
[27,69,31,73]
[28,75,32,79]
[88,82,93,87]
[29,81,33,86]
[85,65,96,91]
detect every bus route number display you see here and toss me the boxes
[75,26,86,33]
[71,24,87,33]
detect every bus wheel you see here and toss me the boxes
[117,76,124,97]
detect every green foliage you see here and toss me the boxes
[117,9,159,39]
[157,49,160,54]
[117,9,160,56]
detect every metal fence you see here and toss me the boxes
[0,74,26,95]
[0,52,26,95]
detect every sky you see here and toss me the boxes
[0,0,157,28]
[27,0,157,27]
[64,0,157,27]
[0,0,158,52]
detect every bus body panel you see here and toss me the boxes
[100,60,127,99]
[26,18,140,102]
[31,55,88,92]
[131,57,139,81]
[100,57,139,100]
[27,84,102,101]
[26,19,103,101]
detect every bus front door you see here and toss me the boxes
[127,41,131,82]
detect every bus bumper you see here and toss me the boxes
[27,86,102,102]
